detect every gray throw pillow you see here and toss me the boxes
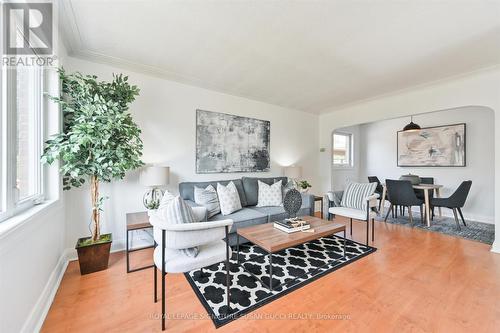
[194,185,220,218]
[275,178,295,198]
[159,195,199,257]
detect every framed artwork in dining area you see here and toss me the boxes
[397,123,466,167]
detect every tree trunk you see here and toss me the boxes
[90,175,100,242]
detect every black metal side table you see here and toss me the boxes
[126,211,155,273]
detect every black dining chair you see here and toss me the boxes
[413,177,435,219]
[385,180,424,225]
[368,176,384,210]
[368,176,397,217]
[430,181,472,230]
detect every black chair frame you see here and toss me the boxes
[154,226,233,330]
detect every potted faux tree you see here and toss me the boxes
[42,69,144,274]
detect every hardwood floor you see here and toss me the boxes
[42,214,500,332]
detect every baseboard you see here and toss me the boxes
[22,249,70,333]
[28,238,135,332]
[491,240,500,254]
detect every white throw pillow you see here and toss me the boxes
[158,190,176,210]
[157,195,199,257]
[217,181,242,215]
[257,180,283,207]
[194,185,220,218]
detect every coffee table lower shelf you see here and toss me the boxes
[235,229,346,292]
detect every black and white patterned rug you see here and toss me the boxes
[184,235,376,327]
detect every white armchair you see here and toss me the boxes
[149,211,234,331]
[327,192,379,245]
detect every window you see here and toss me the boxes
[0,66,45,222]
[333,132,353,167]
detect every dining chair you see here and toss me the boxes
[368,176,397,218]
[384,180,424,225]
[368,176,384,211]
[430,181,472,230]
[412,177,435,219]
[150,210,234,330]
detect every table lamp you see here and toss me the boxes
[139,166,170,209]
[283,165,302,188]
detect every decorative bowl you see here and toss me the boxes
[399,174,421,185]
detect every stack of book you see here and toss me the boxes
[273,218,311,233]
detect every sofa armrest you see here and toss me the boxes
[301,193,315,216]
[326,191,343,206]
[163,219,233,231]
[365,193,380,209]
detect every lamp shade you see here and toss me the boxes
[283,166,302,179]
[403,116,421,132]
[139,166,169,187]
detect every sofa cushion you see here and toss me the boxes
[209,208,267,233]
[251,203,311,222]
[250,206,287,222]
[179,179,248,206]
[242,176,287,206]
[328,206,376,221]
[153,240,229,273]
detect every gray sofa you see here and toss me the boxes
[179,176,315,245]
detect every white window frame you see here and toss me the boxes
[0,64,45,223]
[332,131,354,169]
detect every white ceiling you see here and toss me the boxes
[60,0,500,114]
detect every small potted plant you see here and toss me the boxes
[297,180,312,193]
[42,69,144,274]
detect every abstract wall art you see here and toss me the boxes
[397,123,466,167]
[196,110,270,173]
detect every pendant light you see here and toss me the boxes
[403,116,421,132]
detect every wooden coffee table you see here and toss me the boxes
[236,215,346,291]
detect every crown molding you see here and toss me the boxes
[319,63,500,115]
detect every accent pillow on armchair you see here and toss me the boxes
[156,194,200,257]
[340,182,377,211]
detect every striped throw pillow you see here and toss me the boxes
[158,195,199,257]
[194,185,220,218]
[340,182,377,211]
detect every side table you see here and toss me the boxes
[313,195,324,218]
[126,211,155,273]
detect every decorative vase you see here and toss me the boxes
[399,173,421,185]
[283,188,302,218]
[299,187,309,194]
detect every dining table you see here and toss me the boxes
[380,183,443,227]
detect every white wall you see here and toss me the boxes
[0,45,67,332]
[357,107,494,223]
[331,125,362,190]
[63,56,320,254]
[318,66,500,252]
